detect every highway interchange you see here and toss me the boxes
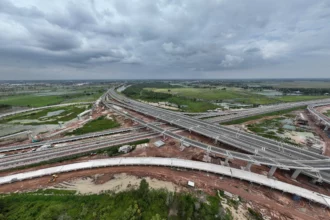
[1,85,330,197]
[104,87,330,183]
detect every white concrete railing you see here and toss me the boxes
[0,157,330,208]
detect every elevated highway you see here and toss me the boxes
[0,130,161,170]
[207,99,330,124]
[105,88,330,183]
[307,103,330,128]
[0,125,159,153]
[1,157,330,208]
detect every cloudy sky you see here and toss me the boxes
[0,0,330,79]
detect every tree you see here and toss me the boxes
[138,179,149,196]
[151,214,165,220]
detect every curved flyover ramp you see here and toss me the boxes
[1,157,330,208]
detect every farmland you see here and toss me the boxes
[148,87,329,105]
[0,82,108,108]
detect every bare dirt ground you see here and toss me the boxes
[315,105,330,115]
[53,173,181,194]
[305,110,330,156]
[1,166,329,220]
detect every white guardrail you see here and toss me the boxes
[1,157,330,207]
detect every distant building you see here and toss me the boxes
[118,145,132,153]
[224,191,239,201]
[36,144,51,151]
[168,103,178,108]
[154,140,165,148]
[188,181,195,187]
[182,142,190,147]
[296,113,308,125]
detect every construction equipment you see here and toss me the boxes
[48,174,58,183]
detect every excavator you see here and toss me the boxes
[48,174,58,183]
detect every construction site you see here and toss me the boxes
[1,86,330,220]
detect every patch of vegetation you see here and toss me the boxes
[123,84,218,112]
[150,87,278,105]
[276,95,329,102]
[325,110,330,117]
[27,189,77,195]
[60,90,105,103]
[221,106,306,125]
[66,116,120,135]
[0,179,233,220]
[245,117,300,146]
[248,207,264,220]
[0,95,65,107]
[0,86,106,108]
[0,106,88,125]
[0,104,10,109]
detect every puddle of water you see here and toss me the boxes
[255,90,283,97]
[280,118,294,125]
[0,123,58,136]
[41,109,65,118]
[283,125,296,131]
[9,119,41,124]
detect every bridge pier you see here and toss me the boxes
[180,141,185,151]
[291,169,302,180]
[267,166,277,178]
[224,157,231,166]
[312,172,323,184]
[312,178,323,184]
[245,162,253,171]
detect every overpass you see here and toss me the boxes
[1,157,329,208]
[207,99,330,124]
[0,125,156,153]
[307,103,330,129]
[0,130,161,170]
[104,87,330,183]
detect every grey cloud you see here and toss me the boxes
[0,0,330,79]
[0,0,43,17]
[220,55,244,68]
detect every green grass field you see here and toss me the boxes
[0,95,64,107]
[150,88,245,100]
[275,95,328,102]
[66,116,120,135]
[149,88,329,105]
[166,97,218,112]
[0,180,234,220]
[325,110,330,117]
[0,90,104,108]
[149,87,278,105]
[269,81,330,88]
